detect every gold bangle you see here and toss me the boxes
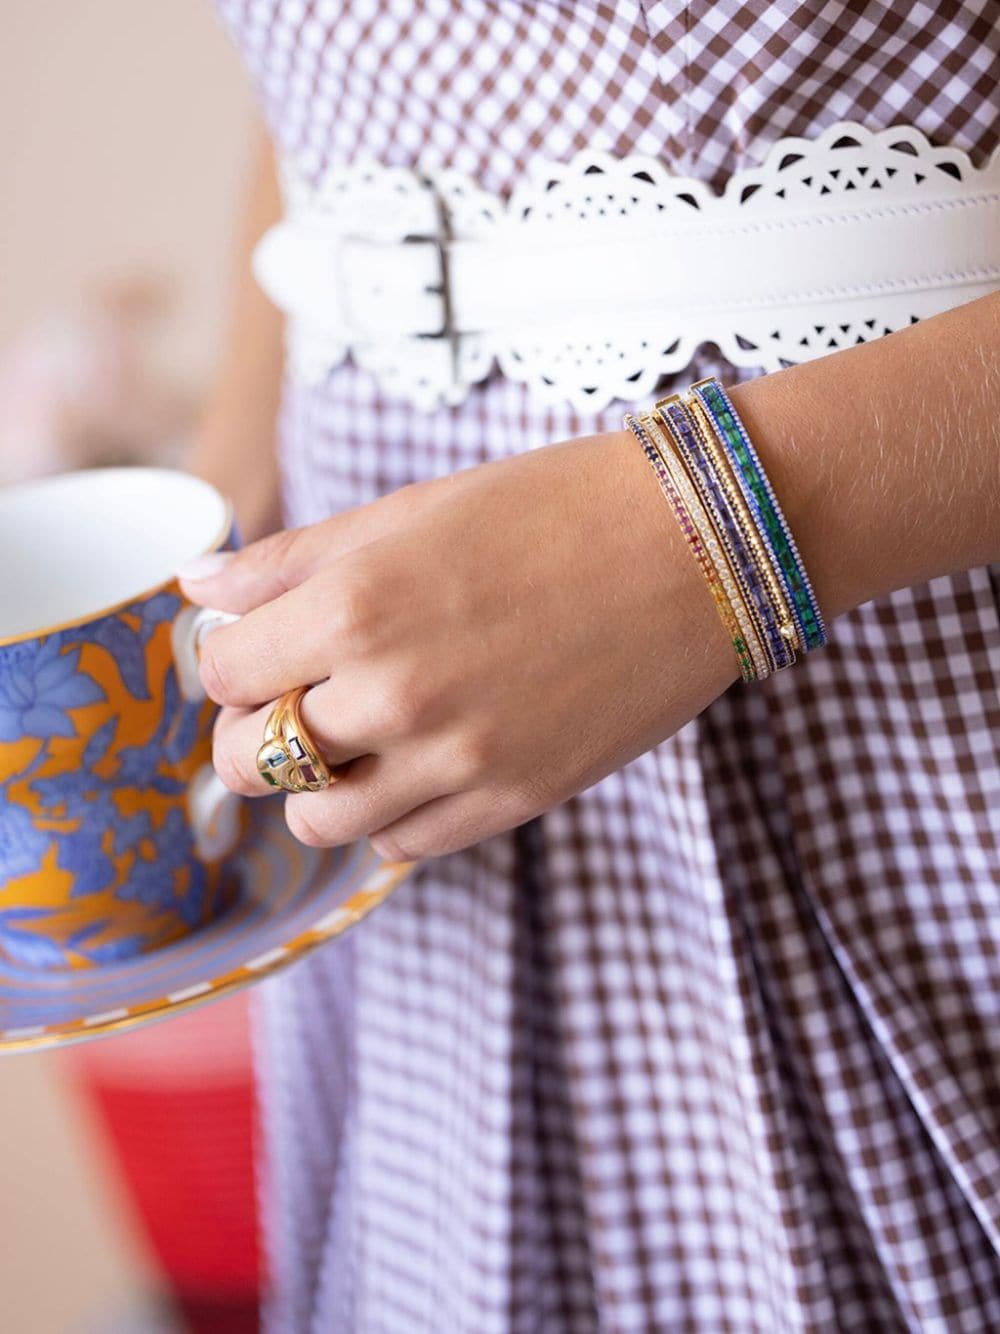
[641,412,771,681]
[653,395,784,675]
[625,412,757,682]
[686,394,800,653]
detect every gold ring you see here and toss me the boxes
[256,686,336,793]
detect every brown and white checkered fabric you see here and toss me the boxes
[213,2,1000,1329]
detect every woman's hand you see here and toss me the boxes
[178,430,738,860]
[179,290,999,861]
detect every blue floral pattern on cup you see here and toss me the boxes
[0,589,230,970]
[0,637,104,741]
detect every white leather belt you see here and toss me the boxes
[253,122,1000,412]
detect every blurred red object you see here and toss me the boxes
[65,993,260,1332]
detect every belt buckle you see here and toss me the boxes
[404,183,458,369]
[405,233,454,342]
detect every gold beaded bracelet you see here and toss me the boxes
[624,412,757,682]
[685,395,800,655]
[651,397,785,674]
[624,377,827,682]
[640,411,771,680]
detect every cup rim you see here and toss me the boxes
[0,469,234,650]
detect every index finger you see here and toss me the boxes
[176,483,406,615]
[194,572,335,707]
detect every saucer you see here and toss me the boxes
[0,801,414,1053]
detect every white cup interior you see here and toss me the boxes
[0,468,230,642]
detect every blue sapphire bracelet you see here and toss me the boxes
[690,378,827,652]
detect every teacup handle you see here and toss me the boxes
[171,605,244,861]
[171,604,241,702]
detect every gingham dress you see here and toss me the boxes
[213,3,1000,1330]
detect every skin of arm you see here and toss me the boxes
[178,287,1000,863]
[184,122,285,542]
[732,292,1000,622]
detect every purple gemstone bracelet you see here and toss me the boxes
[624,376,827,684]
[654,396,796,673]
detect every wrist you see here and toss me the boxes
[727,373,867,625]
[728,294,1000,626]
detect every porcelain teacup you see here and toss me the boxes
[0,467,242,970]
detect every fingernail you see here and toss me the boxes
[175,550,234,582]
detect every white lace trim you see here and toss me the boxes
[261,123,1000,412]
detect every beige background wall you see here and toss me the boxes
[0,3,254,1331]
[0,0,254,387]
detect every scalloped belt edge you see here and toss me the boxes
[252,122,1000,413]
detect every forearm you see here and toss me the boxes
[730,291,1000,623]
[185,121,284,542]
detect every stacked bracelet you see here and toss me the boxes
[656,396,796,675]
[690,379,827,653]
[624,411,758,682]
[624,377,826,683]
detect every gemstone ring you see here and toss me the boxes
[256,685,336,793]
